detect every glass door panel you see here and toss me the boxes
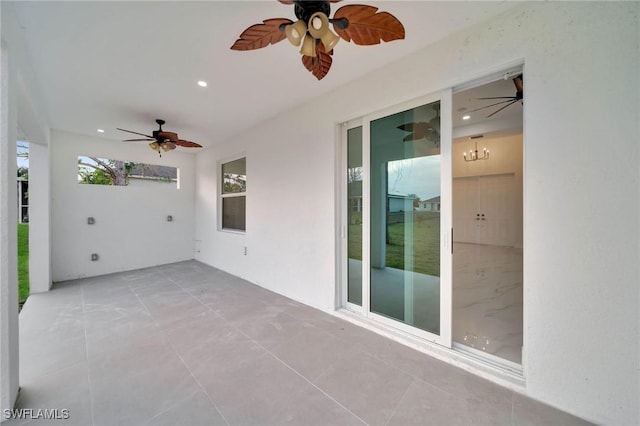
[347,126,363,306]
[369,101,442,335]
[452,75,523,366]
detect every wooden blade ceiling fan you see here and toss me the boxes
[117,119,202,156]
[230,0,405,80]
[468,75,524,118]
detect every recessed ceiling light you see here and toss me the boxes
[97,129,105,133]
[462,115,471,120]
[197,80,208,87]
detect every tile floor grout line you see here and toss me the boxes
[383,377,414,426]
[168,271,458,425]
[151,274,231,426]
[79,284,97,426]
[149,269,506,419]
[170,274,370,425]
[234,326,370,426]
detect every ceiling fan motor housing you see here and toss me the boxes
[294,1,331,22]
[153,119,166,139]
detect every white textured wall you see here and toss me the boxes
[195,3,639,424]
[27,132,51,293]
[51,130,196,281]
[0,38,20,414]
[2,0,53,294]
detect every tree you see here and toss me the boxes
[17,167,29,179]
[78,157,131,186]
[223,173,246,193]
[348,166,363,183]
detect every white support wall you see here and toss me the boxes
[195,3,639,424]
[4,0,53,294]
[29,142,51,293]
[50,130,196,281]
[0,37,20,413]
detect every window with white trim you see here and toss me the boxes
[221,157,246,231]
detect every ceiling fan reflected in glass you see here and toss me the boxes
[468,74,524,118]
[117,119,203,157]
[230,0,405,80]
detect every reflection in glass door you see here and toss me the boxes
[347,126,363,306]
[369,101,443,335]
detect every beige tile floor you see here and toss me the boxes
[4,261,590,426]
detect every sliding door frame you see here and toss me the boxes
[339,90,453,348]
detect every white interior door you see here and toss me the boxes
[453,174,517,246]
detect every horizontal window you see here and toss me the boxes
[77,156,178,188]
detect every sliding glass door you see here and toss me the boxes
[341,93,452,345]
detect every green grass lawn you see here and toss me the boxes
[348,211,440,277]
[18,223,29,304]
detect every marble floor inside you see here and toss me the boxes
[453,243,523,365]
[4,260,589,426]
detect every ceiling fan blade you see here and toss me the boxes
[474,96,517,100]
[175,140,203,148]
[513,75,524,93]
[124,139,154,142]
[486,100,519,118]
[116,128,154,138]
[230,18,292,51]
[333,5,405,45]
[302,42,333,80]
[467,99,517,114]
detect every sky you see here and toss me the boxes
[17,141,29,168]
[387,155,440,200]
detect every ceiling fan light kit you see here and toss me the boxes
[300,33,317,57]
[285,20,307,46]
[230,0,406,80]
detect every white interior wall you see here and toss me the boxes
[51,130,196,282]
[195,3,639,424]
[453,134,523,247]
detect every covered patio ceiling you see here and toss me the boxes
[8,1,519,150]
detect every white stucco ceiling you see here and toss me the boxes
[9,1,520,150]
